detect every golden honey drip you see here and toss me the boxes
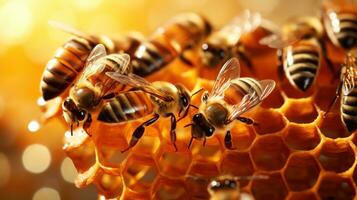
[42,34,357,200]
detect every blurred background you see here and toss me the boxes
[0,0,321,199]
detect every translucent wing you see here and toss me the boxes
[259,32,298,49]
[78,44,107,83]
[342,54,356,95]
[48,20,96,43]
[106,72,173,101]
[209,58,240,99]
[228,79,275,121]
[231,10,261,34]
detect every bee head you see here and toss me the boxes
[201,43,228,68]
[62,98,88,125]
[192,113,215,137]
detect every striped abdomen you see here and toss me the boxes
[334,12,357,50]
[224,77,263,105]
[41,37,95,101]
[341,85,357,132]
[284,42,320,91]
[132,13,211,76]
[98,91,154,123]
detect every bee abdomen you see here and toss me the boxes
[98,91,154,123]
[41,38,94,100]
[287,48,319,91]
[336,13,357,49]
[341,89,357,132]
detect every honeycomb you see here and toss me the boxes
[40,27,357,200]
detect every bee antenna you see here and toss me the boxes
[191,88,204,97]
[189,104,199,109]
[184,124,194,128]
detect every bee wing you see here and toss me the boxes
[77,44,107,83]
[342,54,356,95]
[231,10,261,34]
[106,72,173,102]
[48,20,96,43]
[209,58,240,99]
[259,32,298,49]
[228,79,275,121]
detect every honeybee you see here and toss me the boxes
[131,13,212,76]
[208,175,267,200]
[186,58,275,149]
[325,53,356,132]
[200,10,261,69]
[101,72,200,152]
[62,44,131,135]
[323,0,357,51]
[260,17,335,91]
[41,21,143,101]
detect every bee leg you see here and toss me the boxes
[237,116,258,126]
[121,113,160,153]
[166,113,178,151]
[83,114,92,137]
[203,136,207,146]
[179,53,194,66]
[224,130,236,150]
[70,123,73,136]
[324,81,342,117]
[102,92,116,100]
[277,49,284,80]
[188,136,194,149]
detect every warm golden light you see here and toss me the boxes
[28,120,41,133]
[0,153,11,187]
[22,144,51,174]
[33,187,61,200]
[0,0,33,45]
[60,157,78,183]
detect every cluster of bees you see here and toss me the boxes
[38,0,356,199]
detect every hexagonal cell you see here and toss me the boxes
[260,86,285,109]
[251,172,288,200]
[317,140,355,173]
[220,152,255,187]
[185,175,210,199]
[318,173,356,200]
[314,85,339,112]
[96,145,129,175]
[319,113,351,138]
[151,177,188,200]
[128,125,161,156]
[353,133,357,147]
[155,145,192,178]
[281,98,319,124]
[122,155,158,194]
[191,136,223,162]
[353,165,357,185]
[121,189,150,200]
[251,135,290,171]
[94,171,124,199]
[250,108,286,135]
[228,124,256,151]
[188,160,220,178]
[283,124,320,150]
[283,153,320,191]
[288,191,318,200]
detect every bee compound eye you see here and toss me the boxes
[77,110,86,121]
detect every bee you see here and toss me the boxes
[41,21,143,101]
[325,53,356,132]
[62,44,131,135]
[200,10,261,69]
[323,0,357,51]
[260,16,335,91]
[131,12,212,76]
[208,175,267,200]
[100,72,201,152]
[186,58,275,149]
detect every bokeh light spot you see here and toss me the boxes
[22,144,51,174]
[28,120,40,133]
[33,187,61,200]
[60,157,78,183]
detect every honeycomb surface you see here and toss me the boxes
[44,33,357,200]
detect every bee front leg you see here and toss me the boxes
[166,113,178,151]
[236,116,259,126]
[83,114,92,137]
[224,130,236,150]
[324,81,342,117]
[121,113,160,153]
